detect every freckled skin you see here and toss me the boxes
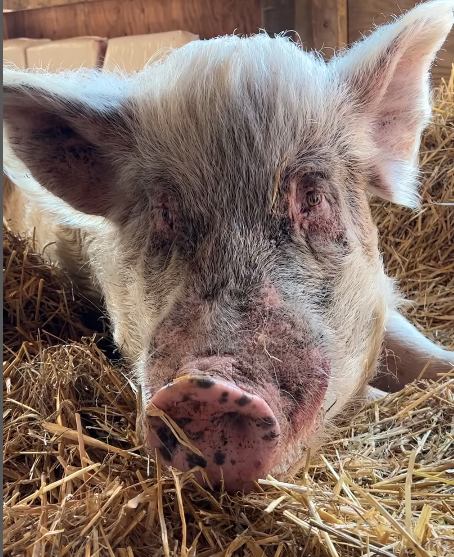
[194,377,216,389]
[147,375,281,492]
[214,452,226,465]
[187,453,207,469]
[219,391,229,404]
[235,395,252,407]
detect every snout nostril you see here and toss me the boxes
[146,374,281,493]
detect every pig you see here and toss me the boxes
[3,0,454,493]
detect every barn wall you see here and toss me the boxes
[3,0,453,80]
[3,0,262,41]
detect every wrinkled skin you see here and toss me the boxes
[3,0,454,492]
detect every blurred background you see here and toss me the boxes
[3,0,454,80]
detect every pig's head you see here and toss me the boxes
[4,1,453,492]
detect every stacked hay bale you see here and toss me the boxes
[3,72,453,557]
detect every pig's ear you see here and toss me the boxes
[331,0,454,208]
[3,68,133,224]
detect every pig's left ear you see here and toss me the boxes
[3,68,134,226]
[330,0,454,208]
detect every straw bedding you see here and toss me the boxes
[3,72,454,557]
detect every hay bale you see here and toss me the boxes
[3,72,453,557]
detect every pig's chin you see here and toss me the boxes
[142,356,330,494]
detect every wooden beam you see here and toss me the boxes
[3,0,103,13]
[3,13,9,38]
[261,0,295,37]
[295,0,347,55]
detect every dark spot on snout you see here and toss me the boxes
[228,412,248,431]
[219,391,229,404]
[187,453,207,469]
[235,394,252,407]
[194,377,216,389]
[214,452,226,465]
[188,430,205,442]
[158,447,173,462]
[155,425,180,461]
[182,394,192,402]
[262,430,279,441]
[256,416,277,428]
[156,426,176,447]
[174,417,193,428]
[230,459,236,465]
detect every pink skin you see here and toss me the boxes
[261,278,283,308]
[147,369,281,493]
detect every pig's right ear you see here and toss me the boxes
[3,68,133,225]
[330,0,454,208]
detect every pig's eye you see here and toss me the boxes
[161,208,174,230]
[306,192,323,207]
[152,196,177,240]
[287,178,335,236]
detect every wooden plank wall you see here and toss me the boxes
[3,0,262,41]
[3,0,102,10]
[3,0,454,80]
[296,0,347,53]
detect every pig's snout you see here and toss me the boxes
[146,362,281,493]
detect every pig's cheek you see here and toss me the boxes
[260,278,283,309]
[301,202,343,239]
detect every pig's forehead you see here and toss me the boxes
[131,35,350,127]
[125,35,368,199]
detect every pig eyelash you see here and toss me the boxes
[288,175,328,214]
[300,191,327,216]
[150,200,177,243]
[161,207,174,230]
[286,177,332,234]
[305,191,323,208]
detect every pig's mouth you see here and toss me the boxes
[144,356,330,493]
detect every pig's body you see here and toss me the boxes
[4,0,454,492]
[4,177,98,299]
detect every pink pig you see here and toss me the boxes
[3,0,454,493]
